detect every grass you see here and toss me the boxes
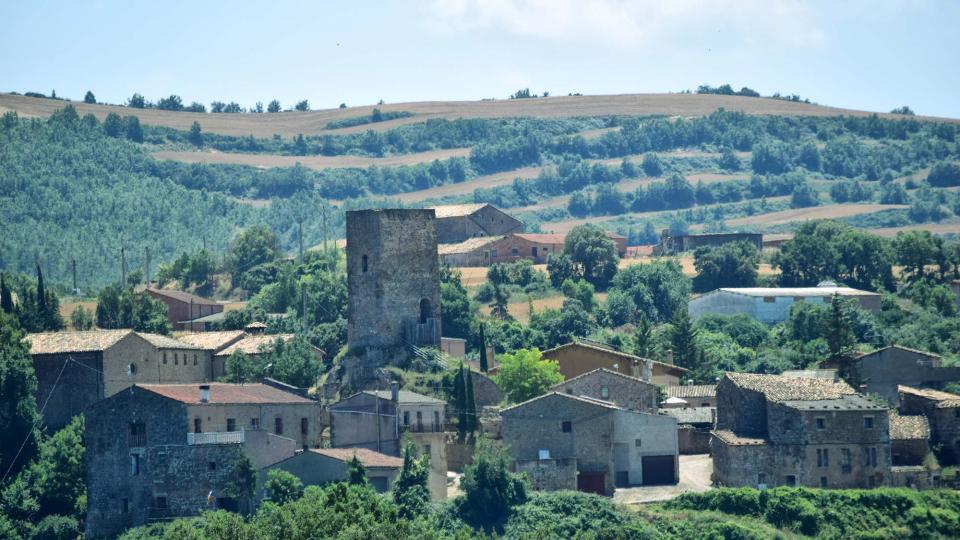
[151,146,471,171]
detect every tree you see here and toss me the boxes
[458,438,527,527]
[718,147,740,171]
[633,314,652,357]
[0,312,40,481]
[670,308,699,369]
[224,350,254,383]
[489,282,510,320]
[826,295,858,387]
[790,182,820,208]
[642,153,664,176]
[775,220,894,290]
[294,100,310,111]
[892,230,940,280]
[188,121,202,147]
[493,349,563,403]
[479,323,489,372]
[465,368,477,434]
[261,336,322,389]
[26,415,86,519]
[610,260,691,323]
[95,285,169,334]
[927,161,960,187]
[102,112,123,137]
[692,241,760,293]
[546,253,578,288]
[127,93,146,108]
[229,225,281,284]
[393,440,430,518]
[83,91,96,104]
[124,115,143,143]
[69,306,93,331]
[267,100,281,113]
[157,95,184,111]
[225,453,257,512]
[264,469,304,504]
[346,454,367,485]
[455,364,468,441]
[563,224,618,288]
[0,274,12,314]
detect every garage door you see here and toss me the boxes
[641,455,675,486]
[577,472,606,495]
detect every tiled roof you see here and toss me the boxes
[501,391,622,414]
[725,372,857,403]
[176,331,247,352]
[138,383,314,404]
[428,203,487,218]
[438,236,503,255]
[543,341,689,374]
[27,329,132,354]
[363,390,446,404]
[552,367,653,389]
[214,334,296,357]
[147,288,221,306]
[899,386,960,408]
[138,333,202,350]
[179,312,226,324]
[716,286,879,298]
[711,429,767,446]
[780,369,837,380]
[889,413,930,440]
[661,407,715,425]
[311,447,403,468]
[780,395,886,412]
[861,345,941,360]
[513,233,567,244]
[665,384,716,399]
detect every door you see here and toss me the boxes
[641,455,676,486]
[532,247,538,258]
[577,472,606,495]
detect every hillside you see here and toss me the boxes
[3,91,957,138]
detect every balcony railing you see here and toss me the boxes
[400,423,442,433]
[187,430,245,445]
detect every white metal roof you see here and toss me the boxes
[717,286,879,298]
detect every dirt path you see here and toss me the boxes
[613,454,713,505]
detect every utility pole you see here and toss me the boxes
[298,219,305,262]
[71,259,78,295]
[145,247,151,286]
[322,206,328,254]
[120,247,126,286]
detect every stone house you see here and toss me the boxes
[469,369,505,408]
[541,341,688,386]
[428,203,523,244]
[328,385,448,499]
[688,283,882,325]
[501,392,678,496]
[27,330,212,430]
[212,333,323,374]
[661,407,714,455]
[552,368,658,413]
[146,288,224,331]
[438,231,627,267]
[889,412,930,466]
[654,231,763,256]
[261,447,402,497]
[839,346,960,404]
[898,386,960,465]
[440,336,466,359]
[664,384,717,408]
[84,383,311,538]
[712,373,892,489]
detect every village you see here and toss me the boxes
[13,203,959,538]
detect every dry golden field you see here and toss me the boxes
[151,147,471,171]
[722,204,909,227]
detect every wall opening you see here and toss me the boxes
[420,298,432,323]
[362,254,368,273]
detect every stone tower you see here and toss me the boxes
[346,209,441,352]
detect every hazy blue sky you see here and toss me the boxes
[3,0,958,117]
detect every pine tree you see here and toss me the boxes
[0,274,12,313]
[393,440,430,518]
[633,314,652,357]
[346,454,367,485]
[478,323,489,373]
[670,308,698,369]
[0,312,41,482]
[36,265,47,319]
[465,369,477,434]
[827,295,859,387]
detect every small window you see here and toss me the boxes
[424,444,431,456]
[362,254,368,273]
[174,353,178,366]
[820,477,828,488]
[757,473,766,486]
[841,448,851,469]
[511,247,519,256]
[208,461,217,471]
[130,454,140,476]
[194,418,202,433]
[491,249,498,258]
[128,363,137,375]
[785,475,797,487]
[543,247,549,252]
[122,498,129,513]
[227,419,236,432]
[816,418,826,430]
[275,417,283,435]
[954,409,960,418]
[434,411,441,432]
[565,388,573,394]
[864,416,874,429]
[403,411,410,425]
[701,402,711,407]
[194,354,198,366]
[301,418,309,435]
[763,296,775,303]
[163,352,167,364]
[635,439,642,448]
[817,448,829,467]
[561,421,572,433]
[600,386,609,399]
[154,496,168,510]
[250,418,259,430]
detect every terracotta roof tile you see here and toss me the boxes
[899,386,960,408]
[138,383,314,404]
[311,447,403,468]
[889,413,930,440]
[176,331,247,352]
[147,288,221,306]
[543,341,689,374]
[138,333,202,350]
[214,334,296,357]
[552,367,653,389]
[665,385,717,399]
[27,329,133,354]
[363,390,446,404]
[726,372,856,403]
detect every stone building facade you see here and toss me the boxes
[501,392,678,495]
[328,386,448,499]
[261,447,402,496]
[552,368,658,412]
[848,346,960,404]
[712,373,892,489]
[889,412,930,466]
[541,341,687,386]
[146,288,224,331]
[654,231,763,256]
[84,384,306,538]
[438,231,627,267]
[27,330,212,430]
[898,386,960,465]
[664,384,717,408]
[428,203,523,244]
[346,209,441,351]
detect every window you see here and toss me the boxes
[129,422,146,447]
[841,448,852,473]
[208,461,217,471]
[416,411,423,431]
[491,249,498,258]
[301,418,309,435]
[817,448,829,467]
[954,409,959,419]
[701,402,711,407]
[816,418,826,430]
[154,496,168,510]
[362,254,368,273]
[561,421,572,433]
[275,417,283,435]
[403,411,410,426]
[419,299,432,323]
[511,247,519,256]
[757,473,766,487]
[864,447,877,467]
[130,454,140,476]
[785,475,797,487]
[635,439,642,448]
[227,419,236,432]
[250,418,259,430]
[122,498,128,513]
[194,418,202,433]
[434,411,441,432]
[194,354,198,366]
[174,353,178,366]
[864,416,874,429]
[600,386,610,399]
[423,444,431,458]
[163,352,167,364]
[127,363,137,375]
[565,388,573,394]
[820,477,828,488]
[763,296,775,303]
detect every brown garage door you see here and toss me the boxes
[641,455,675,486]
[577,472,606,495]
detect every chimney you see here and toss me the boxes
[630,359,640,378]
[199,385,211,403]
[665,350,674,365]
[390,381,399,403]
[642,358,653,383]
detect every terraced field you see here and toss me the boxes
[152,147,471,170]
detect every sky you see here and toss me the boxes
[2,0,958,118]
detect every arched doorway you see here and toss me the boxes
[419,298,432,323]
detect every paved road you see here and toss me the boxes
[613,454,713,505]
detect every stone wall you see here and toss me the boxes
[892,438,929,466]
[445,441,475,473]
[553,369,657,412]
[715,378,766,436]
[186,401,321,449]
[34,351,104,431]
[471,371,504,408]
[678,425,711,454]
[514,458,577,492]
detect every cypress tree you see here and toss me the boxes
[827,294,859,387]
[36,265,47,317]
[479,323,489,373]
[0,274,12,313]
[455,364,467,441]
[465,368,477,434]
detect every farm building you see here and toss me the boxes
[542,341,687,386]
[146,288,225,331]
[428,203,523,244]
[654,230,763,255]
[438,231,627,267]
[688,282,881,324]
[822,345,960,404]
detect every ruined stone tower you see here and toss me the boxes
[346,209,441,352]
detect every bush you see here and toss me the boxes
[29,515,78,540]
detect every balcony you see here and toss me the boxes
[400,423,442,434]
[187,430,245,445]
